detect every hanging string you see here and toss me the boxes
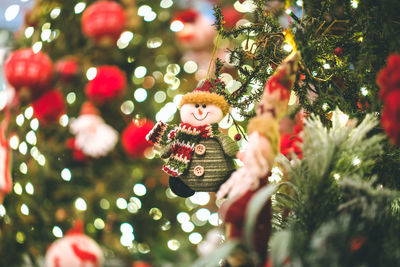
[229,113,248,142]
[205,30,222,81]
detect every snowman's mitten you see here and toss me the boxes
[146,121,175,147]
[169,177,195,198]
[215,134,239,158]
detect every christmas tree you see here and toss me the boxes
[0,0,230,266]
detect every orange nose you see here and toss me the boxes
[198,108,203,115]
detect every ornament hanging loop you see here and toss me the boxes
[205,30,223,81]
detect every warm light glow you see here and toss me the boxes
[134,88,148,102]
[32,42,43,53]
[116,198,128,209]
[352,156,361,166]
[14,183,23,195]
[52,226,63,238]
[74,2,86,14]
[361,87,368,96]
[16,114,24,126]
[25,27,34,38]
[94,218,105,230]
[138,5,152,16]
[30,119,39,131]
[160,0,173,9]
[5,5,20,22]
[144,11,157,22]
[24,107,33,119]
[181,221,195,233]
[50,7,61,19]
[133,183,147,196]
[20,204,29,215]
[9,135,19,150]
[19,142,28,155]
[61,168,71,181]
[196,208,211,221]
[86,67,97,80]
[134,66,147,78]
[188,232,203,244]
[167,239,180,250]
[75,198,87,211]
[120,222,134,234]
[189,192,210,205]
[66,92,76,104]
[26,131,37,145]
[177,212,190,223]
[59,114,69,127]
[25,182,34,195]
[19,163,27,174]
[170,20,184,32]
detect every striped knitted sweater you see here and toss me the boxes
[146,121,236,178]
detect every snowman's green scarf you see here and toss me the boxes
[146,122,220,177]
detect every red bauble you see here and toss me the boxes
[221,6,242,28]
[381,90,400,145]
[4,48,53,95]
[85,65,127,104]
[55,58,79,82]
[377,53,400,100]
[32,90,66,125]
[234,133,242,141]
[81,1,126,44]
[122,120,154,158]
[334,47,343,57]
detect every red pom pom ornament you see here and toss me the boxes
[32,90,66,124]
[334,47,343,57]
[85,65,127,104]
[122,120,154,158]
[381,90,400,145]
[81,1,126,44]
[55,58,79,82]
[4,48,53,96]
[377,53,400,101]
[234,133,242,141]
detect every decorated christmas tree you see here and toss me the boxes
[0,0,400,266]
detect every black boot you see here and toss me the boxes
[169,177,195,198]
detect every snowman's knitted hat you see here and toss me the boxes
[179,79,230,115]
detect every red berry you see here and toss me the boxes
[234,133,242,141]
[334,47,343,56]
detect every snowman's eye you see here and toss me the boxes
[202,104,207,108]
[195,104,200,108]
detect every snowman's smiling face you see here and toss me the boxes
[180,103,223,126]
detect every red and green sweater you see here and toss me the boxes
[146,121,236,177]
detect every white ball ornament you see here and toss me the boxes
[45,229,103,267]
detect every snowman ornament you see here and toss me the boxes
[146,79,238,197]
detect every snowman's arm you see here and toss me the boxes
[215,134,239,158]
[146,121,175,147]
